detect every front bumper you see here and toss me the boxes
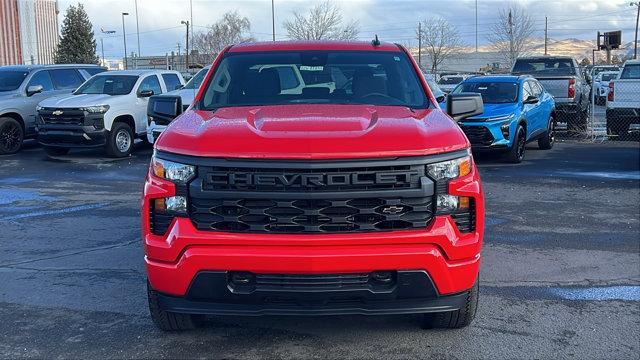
[154,270,469,316]
[459,120,512,151]
[142,160,484,309]
[146,121,167,144]
[37,111,107,148]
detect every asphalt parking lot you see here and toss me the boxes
[0,139,638,359]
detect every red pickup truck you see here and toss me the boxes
[142,41,485,331]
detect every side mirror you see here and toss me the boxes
[523,95,539,104]
[446,92,483,121]
[26,85,44,97]
[147,95,183,126]
[175,84,184,90]
[138,89,154,98]
[435,94,446,103]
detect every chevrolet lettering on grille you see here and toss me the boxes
[206,170,419,189]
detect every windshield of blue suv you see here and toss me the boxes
[0,70,29,92]
[512,58,576,76]
[453,82,519,104]
[75,75,139,95]
[198,51,429,109]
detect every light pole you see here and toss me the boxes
[135,0,141,68]
[181,20,190,71]
[100,28,116,67]
[271,0,275,41]
[632,2,640,59]
[122,12,129,70]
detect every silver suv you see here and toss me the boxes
[0,64,107,154]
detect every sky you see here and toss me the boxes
[57,0,640,60]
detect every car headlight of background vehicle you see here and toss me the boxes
[150,153,195,215]
[488,114,515,122]
[426,155,472,215]
[80,105,110,114]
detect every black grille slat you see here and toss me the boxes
[254,273,371,291]
[451,200,476,233]
[460,126,494,146]
[39,108,86,125]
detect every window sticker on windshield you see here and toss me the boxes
[478,86,488,90]
[394,56,400,61]
[300,66,323,71]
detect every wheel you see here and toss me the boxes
[505,124,526,163]
[106,122,133,157]
[422,278,479,329]
[538,114,555,150]
[0,117,24,155]
[43,146,70,156]
[147,281,199,331]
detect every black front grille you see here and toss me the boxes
[189,196,433,233]
[39,108,85,125]
[254,273,373,291]
[460,125,494,146]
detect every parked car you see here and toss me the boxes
[0,64,106,154]
[423,73,446,109]
[143,40,485,331]
[452,75,555,163]
[147,65,210,143]
[593,71,618,105]
[437,74,469,93]
[590,65,620,78]
[512,56,589,132]
[606,59,640,137]
[37,69,184,157]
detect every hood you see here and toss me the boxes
[166,88,198,106]
[38,93,115,108]
[467,103,519,120]
[156,104,469,160]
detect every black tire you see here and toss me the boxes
[106,122,133,157]
[422,279,479,329]
[538,114,555,150]
[0,117,24,155]
[505,124,526,163]
[43,146,70,156]
[147,281,199,331]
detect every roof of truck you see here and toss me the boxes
[92,69,179,76]
[228,40,401,53]
[0,64,104,72]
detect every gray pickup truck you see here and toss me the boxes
[512,56,590,132]
[0,64,106,154]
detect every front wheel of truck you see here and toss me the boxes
[422,279,479,329]
[147,282,200,331]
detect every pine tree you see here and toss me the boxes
[54,3,99,64]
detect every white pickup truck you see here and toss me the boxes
[37,69,184,157]
[606,60,640,137]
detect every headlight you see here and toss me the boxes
[151,154,195,184]
[36,105,44,111]
[426,156,472,181]
[488,114,514,122]
[80,105,110,114]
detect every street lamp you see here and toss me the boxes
[181,20,189,71]
[632,2,640,59]
[100,28,116,67]
[122,12,129,70]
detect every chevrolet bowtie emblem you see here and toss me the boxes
[382,205,405,215]
[52,110,63,116]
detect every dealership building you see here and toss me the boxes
[0,0,59,66]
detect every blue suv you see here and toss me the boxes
[451,75,555,163]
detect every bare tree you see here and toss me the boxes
[416,18,463,74]
[283,1,359,40]
[487,5,535,67]
[191,11,254,64]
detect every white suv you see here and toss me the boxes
[37,69,184,157]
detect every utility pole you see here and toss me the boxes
[417,22,422,70]
[190,0,194,49]
[632,2,639,59]
[475,0,478,52]
[508,9,514,66]
[100,28,116,68]
[121,12,129,70]
[271,0,276,41]
[544,16,548,55]
[135,0,141,69]
[181,20,189,71]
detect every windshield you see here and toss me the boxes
[512,58,576,76]
[620,64,640,79]
[0,70,29,92]
[426,79,444,99]
[592,67,618,76]
[183,67,209,90]
[600,73,617,81]
[439,77,463,85]
[75,75,139,95]
[454,82,519,104]
[198,50,429,110]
